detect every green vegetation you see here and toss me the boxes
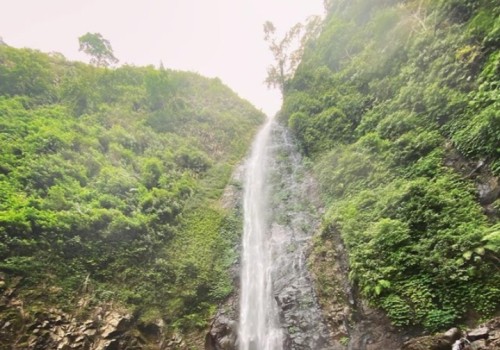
[0,45,263,332]
[78,32,119,67]
[280,0,500,331]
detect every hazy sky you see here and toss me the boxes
[0,0,324,116]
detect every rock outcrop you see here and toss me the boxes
[403,318,500,350]
[0,305,164,350]
[0,275,168,350]
[205,312,238,350]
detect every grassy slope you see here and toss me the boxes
[0,46,264,333]
[281,0,500,331]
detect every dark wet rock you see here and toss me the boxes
[204,283,239,350]
[468,327,490,342]
[444,147,500,221]
[276,287,300,312]
[95,338,120,350]
[205,313,238,350]
[478,178,500,205]
[282,332,293,349]
[138,318,164,338]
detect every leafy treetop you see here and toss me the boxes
[263,17,321,95]
[78,32,118,67]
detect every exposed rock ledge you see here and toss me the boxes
[0,274,169,349]
[403,318,500,350]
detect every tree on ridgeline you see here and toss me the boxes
[263,17,321,95]
[78,32,118,67]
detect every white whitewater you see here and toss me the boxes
[239,117,283,350]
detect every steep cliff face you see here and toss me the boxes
[280,0,499,336]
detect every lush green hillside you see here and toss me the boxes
[0,46,264,334]
[281,0,500,331]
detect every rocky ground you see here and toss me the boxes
[0,272,207,350]
[403,318,500,350]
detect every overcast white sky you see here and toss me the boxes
[0,0,323,116]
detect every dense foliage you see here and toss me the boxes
[0,46,263,330]
[281,0,500,331]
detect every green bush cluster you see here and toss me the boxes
[283,0,500,330]
[0,46,262,331]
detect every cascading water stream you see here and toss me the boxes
[238,117,333,350]
[239,117,283,350]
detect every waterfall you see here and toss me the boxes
[239,118,333,350]
[239,117,283,350]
